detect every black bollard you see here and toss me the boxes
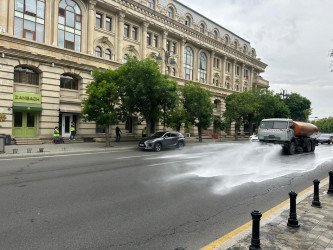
[249,210,262,250]
[312,179,322,208]
[328,171,333,195]
[287,191,300,228]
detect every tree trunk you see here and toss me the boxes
[198,126,202,142]
[248,115,254,135]
[105,126,110,147]
[145,115,151,137]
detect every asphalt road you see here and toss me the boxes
[0,142,332,250]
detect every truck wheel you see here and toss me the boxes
[304,140,311,152]
[288,142,295,155]
[311,140,316,151]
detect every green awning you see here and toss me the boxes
[13,102,42,111]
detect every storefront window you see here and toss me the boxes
[14,112,23,127]
[27,112,35,127]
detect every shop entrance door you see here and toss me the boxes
[13,111,37,138]
[61,114,73,138]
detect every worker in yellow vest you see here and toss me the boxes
[70,121,76,140]
[53,126,60,144]
[142,127,147,137]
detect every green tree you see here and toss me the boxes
[165,105,187,132]
[312,117,333,133]
[81,69,120,147]
[181,81,214,142]
[283,92,311,121]
[115,57,178,136]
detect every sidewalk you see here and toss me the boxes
[217,178,333,249]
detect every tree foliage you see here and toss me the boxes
[165,105,187,132]
[283,92,311,121]
[81,69,120,147]
[115,57,178,136]
[181,81,214,142]
[223,88,290,138]
[312,117,333,133]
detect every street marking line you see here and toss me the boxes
[116,154,156,159]
[201,176,330,250]
[148,159,191,167]
[0,150,132,161]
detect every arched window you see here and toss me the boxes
[234,41,238,49]
[58,0,81,51]
[243,46,247,54]
[166,66,170,74]
[148,0,155,9]
[184,47,193,80]
[14,0,45,42]
[185,16,191,27]
[171,68,176,76]
[200,23,205,33]
[123,54,128,63]
[225,36,229,45]
[198,52,207,83]
[105,49,111,59]
[95,46,102,57]
[14,67,39,85]
[214,31,218,40]
[60,74,78,90]
[168,7,174,18]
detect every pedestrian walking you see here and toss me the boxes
[142,126,147,137]
[116,126,122,142]
[53,126,60,144]
[70,121,76,140]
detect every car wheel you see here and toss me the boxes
[154,142,162,152]
[177,141,184,150]
[304,140,311,152]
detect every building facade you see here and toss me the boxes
[0,0,269,140]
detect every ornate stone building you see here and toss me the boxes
[0,0,268,140]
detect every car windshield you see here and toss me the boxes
[260,121,288,129]
[151,132,167,138]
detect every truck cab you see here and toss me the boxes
[258,118,294,144]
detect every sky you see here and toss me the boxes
[179,0,333,119]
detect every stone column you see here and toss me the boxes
[241,63,244,92]
[141,22,149,60]
[210,51,215,85]
[0,0,8,33]
[179,38,186,79]
[231,60,235,90]
[161,30,168,74]
[193,48,198,82]
[87,1,97,55]
[117,12,125,62]
[7,0,14,35]
[250,67,254,89]
[221,55,226,88]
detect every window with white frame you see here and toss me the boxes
[168,7,174,18]
[57,0,81,51]
[198,52,207,83]
[148,0,155,9]
[185,16,191,27]
[184,46,193,80]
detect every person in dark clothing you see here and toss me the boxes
[115,126,122,142]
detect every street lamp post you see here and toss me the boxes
[280,89,288,99]
[156,48,176,67]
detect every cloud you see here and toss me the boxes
[179,0,333,118]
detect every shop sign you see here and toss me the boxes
[13,92,42,104]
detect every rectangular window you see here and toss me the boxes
[217,59,220,68]
[27,112,35,127]
[14,112,23,127]
[236,66,240,76]
[166,40,170,51]
[226,62,231,72]
[96,123,106,133]
[153,35,158,47]
[172,42,176,53]
[132,27,137,40]
[96,13,102,28]
[106,16,111,31]
[147,32,151,45]
[124,24,129,38]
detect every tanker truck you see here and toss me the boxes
[258,118,318,155]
